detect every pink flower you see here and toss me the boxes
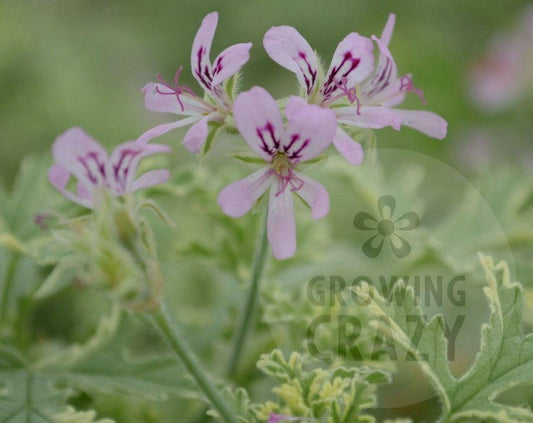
[48,127,170,208]
[217,87,336,260]
[263,14,447,165]
[469,7,533,111]
[354,14,447,140]
[142,12,252,153]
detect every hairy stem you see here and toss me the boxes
[146,301,238,423]
[227,209,269,376]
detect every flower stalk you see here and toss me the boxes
[145,300,238,423]
[227,208,269,376]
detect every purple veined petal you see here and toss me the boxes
[142,83,207,116]
[284,96,309,120]
[360,36,398,103]
[267,181,296,260]
[263,26,319,96]
[321,33,374,100]
[135,116,202,144]
[52,127,110,190]
[129,169,170,193]
[48,163,94,208]
[191,12,218,91]
[293,171,329,219]
[369,77,407,107]
[390,109,448,139]
[336,105,403,130]
[109,141,171,194]
[381,13,396,47]
[218,166,274,217]
[182,112,220,154]
[233,86,284,161]
[211,42,253,86]
[281,103,337,162]
[332,127,364,165]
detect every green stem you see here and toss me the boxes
[227,209,269,376]
[0,253,20,332]
[146,301,238,423]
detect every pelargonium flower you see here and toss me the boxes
[48,127,170,208]
[217,87,336,260]
[263,14,447,165]
[142,12,252,154]
[353,14,447,140]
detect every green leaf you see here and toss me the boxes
[355,254,533,422]
[255,349,389,423]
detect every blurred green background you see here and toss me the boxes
[1,0,532,183]
[2,1,533,422]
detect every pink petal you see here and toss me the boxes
[218,167,274,217]
[360,36,398,104]
[136,116,201,144]
[233,86,283,161]
[281,103,337,162]
[263,26,318,96]
[332,127,364,165]
[52,127,109,188]
[129,169,170,193]
[142,83,205,115]
[182,112,220,154]
[109,141,170,193]
[381,13,396,46]
[267,182,296,260]
[391,109,448,139]
[191,12,218,91]
[211,42,253,86]
[48,163,93,208]
[284,96,308,120]
[322,33,374,99]
[293,172,329,219]
[336,105,403,130]
[77,180,93,202]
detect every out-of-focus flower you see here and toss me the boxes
[48,127,170,208]
[142,12,252,153]
[263,14,447,165]
[469,6,533,111]
[218,87,336,260]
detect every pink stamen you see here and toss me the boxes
[326,77,362,114]
[274,169,304,196]
[400,75,427,104]
[155,66,197,112]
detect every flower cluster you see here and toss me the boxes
[49,11,447,260]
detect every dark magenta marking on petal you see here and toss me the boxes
[297,51,317,95]
[112,149,142,193]
[213,55,224,75]
[195,46,213,90]
[322,51,361,99]
[78,152,107,185]
[256,121,280,156]
[363,56,393,97]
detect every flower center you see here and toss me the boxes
[270,153,304,196]
[271,152,291,176]
[378,219,395,236]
